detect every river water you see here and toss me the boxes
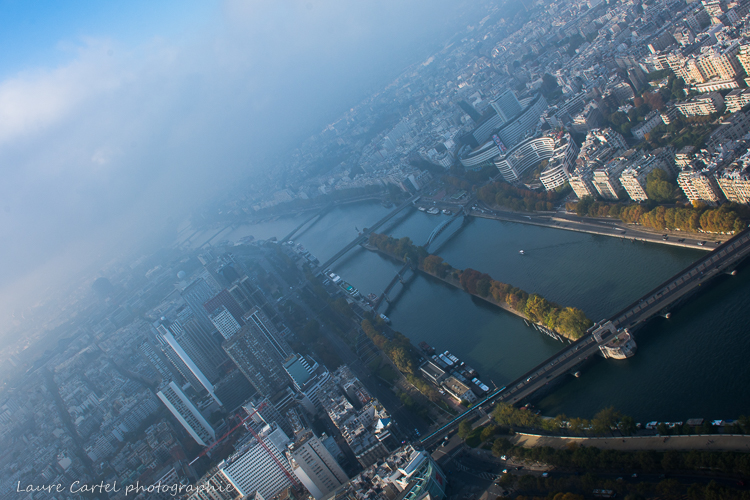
[195,201,750,422]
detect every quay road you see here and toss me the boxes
[420,228,750,448]
[471,201,720,250]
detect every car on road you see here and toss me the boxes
[500,455,507,460]
[502,469,509,474]
[542,472,549,477]
[699,241,706,246]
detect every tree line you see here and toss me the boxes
[360,316,449,410]
[491,438,750,478]
[369,233,593,339]
[569,197,747,234]
[490,403,637,436]
[361,318,415,375]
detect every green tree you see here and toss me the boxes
[645,168,678,202]
[480,424,498,442]
[619,415,637,436]
[389,346,414,374]
[592,406,621,435]
[476,277,492,297]
[609,111,629,128]
[525,294,551,323]
[575,196,595,216]
[541,73,560,95]
[458,420,473,439]
[556,307,592,339]
[671,77,685,100]
[492,437,512,457]
[569,417,589,433]
[655,479,684,499]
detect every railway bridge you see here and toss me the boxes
[317,194,420,272]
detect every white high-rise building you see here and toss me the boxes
[490,90,523,122]
[158,326,221,405]
[157,382,216,447]
[677,169,724,205]
[618,156,667,202]
[287,431,348,500]
[187,468,237,500]
[219,423,294,499]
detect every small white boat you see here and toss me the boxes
[519,250,525,255]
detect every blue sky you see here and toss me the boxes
[0,0,215,77]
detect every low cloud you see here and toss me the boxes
[0,0,487,340]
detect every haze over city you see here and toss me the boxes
[0,0,486,341]
[3,0,750,499]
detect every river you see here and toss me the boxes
[198,201,750,422]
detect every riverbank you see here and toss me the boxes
[470,207,720,251]
[361,241,585,341]
[471,210,731,251]
[512,432,750,453]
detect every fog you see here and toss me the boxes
[0,0,490,339]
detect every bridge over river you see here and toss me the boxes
[419,228,750,448]
[317,194,421,272]
[373,206,469,311]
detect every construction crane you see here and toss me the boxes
[187,402,300,488]
[244,417,299,487]
[188,402,267,465]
